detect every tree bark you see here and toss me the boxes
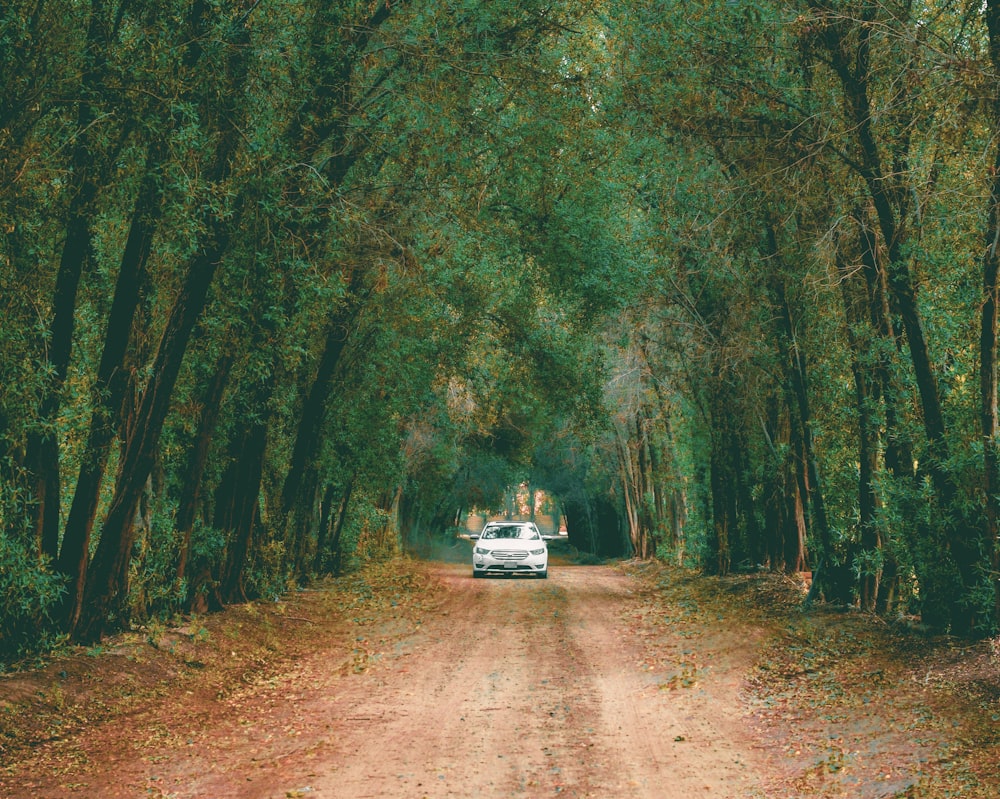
[313,483,339,574]
[855,208,907,612]
[58,0,238,620]
[706,368,733,576]
[615,424,642,558]
[326,479,355,576]
[280,280,364,523]
[71,0,257,642]
[765,233,836,600]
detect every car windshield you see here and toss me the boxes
[481,525,540,540]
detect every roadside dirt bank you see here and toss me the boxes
[1,554,998,798]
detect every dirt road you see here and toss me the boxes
[2,563,767,798]
[4,558,998,799]
[247,564,764,799]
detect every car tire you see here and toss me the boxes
[473,570,483,578]
[538,570,548,579]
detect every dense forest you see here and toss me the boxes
[2,0,1000,661]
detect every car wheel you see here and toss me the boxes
[538,570,548,579]
[473,570,483,578]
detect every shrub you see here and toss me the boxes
[0,533,66,666]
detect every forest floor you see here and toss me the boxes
[1,545,999,799]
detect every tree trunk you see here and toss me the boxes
[287,463,322,578]
[217,419,268,605]
[639,341,682,560]
[563,495,596,555]
[616,424,641,558]
[732,430,761,569]
[313,483,338,574]
[854,209,913,479]
[74,234,228,641]
[855,208,907,613]
[708,444,731,577]
[706,370,733,576]
[636,413,660,559]
[838,238,882,611]
[26,0,116,561]
[71,2,256,642]
[788,477,808,574]
[766,239,837,600]
[57,0,224,626]
[175,353,234,587]
[327,479,355,576]
[670,486,687,565]
[56,139,165,631]
[280,281,363,523]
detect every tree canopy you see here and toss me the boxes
[3,0,1000,659]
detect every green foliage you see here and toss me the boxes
[0,534,65,664]
[129,504,188,621]
[243,538,291,603]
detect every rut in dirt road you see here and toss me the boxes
[158,564,765,799]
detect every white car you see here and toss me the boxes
[472,521,548,579]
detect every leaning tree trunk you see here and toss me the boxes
[73,224,232,642]
[274,1,401,541]
[58,0,226,628]
[279,280,363,526]
[71,2,255,642]
[56,139,165,632]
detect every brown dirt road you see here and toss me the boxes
[1,556,998,799]
[272,564,762,799]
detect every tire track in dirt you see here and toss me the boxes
[557,566,763,798]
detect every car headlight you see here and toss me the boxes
[530,548,545,556]
[474,546,489,555]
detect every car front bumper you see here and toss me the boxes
[473,550,547,574]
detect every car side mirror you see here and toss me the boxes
[468,533,479,540]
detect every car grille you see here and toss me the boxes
[492,550,528,560]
